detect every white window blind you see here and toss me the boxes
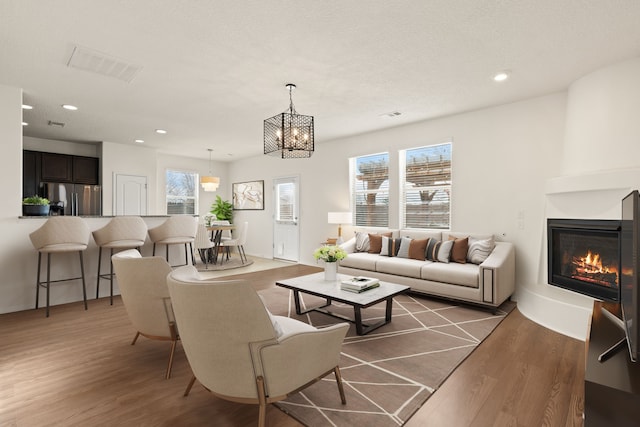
[401,143,451,229]
[350,152,389,227]
[166,169,198,215]
[276,182,295,222]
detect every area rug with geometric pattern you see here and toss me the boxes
[258,287,515,427]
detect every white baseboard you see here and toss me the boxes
[516,287,593,341]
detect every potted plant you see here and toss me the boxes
[22,195,50,216]
[210,195,233,222]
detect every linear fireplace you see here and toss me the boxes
[547,218,621,302]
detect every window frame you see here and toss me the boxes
[349,152,390,228]
[165,168,199,215]
[400,142,452,230]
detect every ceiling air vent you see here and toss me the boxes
[48,120,65,128]
[67,45,142,83]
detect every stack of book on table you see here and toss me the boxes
[340,276,380,293]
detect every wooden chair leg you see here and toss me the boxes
[131,332,140,345]
[165,340,177,379]
[334,366,346,404]
[256,376,267,427]
[184,375,197,396]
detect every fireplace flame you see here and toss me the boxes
[570,250,618,287]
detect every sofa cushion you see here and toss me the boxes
[368,232,391,254]
[467,236,495,264]
[355,231,370,252]
[396,237,413,258]
[339,252,379,270]
[425,238,453,263]
[449,236,469,264]
[376,257,427,278]
[380,236,402,256]
[421,262,479,288]
[408,238,429,261]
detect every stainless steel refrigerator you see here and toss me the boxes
[41,182,102,216]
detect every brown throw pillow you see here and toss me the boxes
[368,232,391,254]
[408,238,428,261]
[449,236,469,264]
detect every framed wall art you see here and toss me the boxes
[232,180,264,210]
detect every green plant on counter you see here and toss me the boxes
[22,195,50,205]
[210,195,233,221]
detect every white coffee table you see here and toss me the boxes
[275,272,410,335]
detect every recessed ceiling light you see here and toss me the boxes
[135,139,144,143]
[493,71,510,82]
[22,104,33,110]
[62,104,78,110]
[22,122,28,126]
[155,129,167,134]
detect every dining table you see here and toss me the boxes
[206,224,236,264]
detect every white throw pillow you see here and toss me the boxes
[355,231,370,252]
[467,236,496,264]
[437,239,454,263]
[396,237,412,258]
[380,236,390,256]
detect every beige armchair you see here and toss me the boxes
[167,266,349,427]
[111,249,178,379]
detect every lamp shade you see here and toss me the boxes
[327,212,352,225]
[200,176,220,192]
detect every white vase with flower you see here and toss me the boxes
[313,245,347,281]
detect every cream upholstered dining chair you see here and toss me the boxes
[147,216,197,267]
[29,216,90,317]
[92,216,147,305]
[193,223,215,269]
[221,221,248,264]
[167,266,349,427]
[111,249,178,379]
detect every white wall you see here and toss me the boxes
[517,57,640,340]
[228,93,568,287]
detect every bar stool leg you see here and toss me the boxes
[96,246,103,299]
[79,251,87,310]
[166,245,169,262]
[109,248,114,305]
[35,252,42,309]
[46,253,51,318]
[152,243,157,256]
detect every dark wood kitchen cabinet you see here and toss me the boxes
[72,156,99,184]
[41,152,73,182]
[22,151,100,198]
[22,150,41,198]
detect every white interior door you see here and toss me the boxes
[115,174,148,216]
[273,176,299,262]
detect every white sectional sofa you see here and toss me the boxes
[337,228,515,310]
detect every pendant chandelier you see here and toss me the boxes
[200,149,220,191]
[264,83,314,159]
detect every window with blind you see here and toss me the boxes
[166,169,198,215]
[401,143,451,229]
[350,152,389,227]
[276,181,295,222]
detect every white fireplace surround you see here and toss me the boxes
[517,169,640,340]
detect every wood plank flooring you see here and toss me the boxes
[0,264,585,426]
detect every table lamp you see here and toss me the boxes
[327,212,352,244]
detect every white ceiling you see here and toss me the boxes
[2,0,640,162]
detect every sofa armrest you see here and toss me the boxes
[479,242,515,306]
[340,237,356,254]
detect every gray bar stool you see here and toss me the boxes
[147,216,197,267]
[29,216,90,317]
[92,216,148,305]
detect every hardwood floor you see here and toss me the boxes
[0,264,585,426]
